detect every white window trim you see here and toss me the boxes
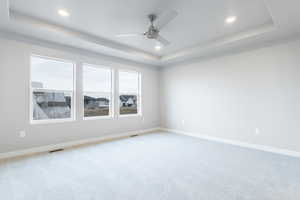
[118,70,142,118]
[82,64,114,120]
[29,55,76,124]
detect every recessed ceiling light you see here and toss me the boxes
[58,9,70,17]
[226,16,237,24]
[155,45,162,51]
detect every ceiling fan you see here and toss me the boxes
[116,10,178,47]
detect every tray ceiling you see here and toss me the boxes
[0,0,300,66]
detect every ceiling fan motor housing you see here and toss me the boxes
[145,25,159,39]
[144,14,159,39]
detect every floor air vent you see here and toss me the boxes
[130,134,139,137]
[49,149,64,153]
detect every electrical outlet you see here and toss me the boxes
[19,130,26,138]
[255,128,260,135]
[141,117,145,124]
[181,120,185,126]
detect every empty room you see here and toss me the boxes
[1,0,300,199]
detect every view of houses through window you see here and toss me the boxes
[30,55,141,123]
[31,56,74,121]
[119,70,141,115]
[83,65,112,118]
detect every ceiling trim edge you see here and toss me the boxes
[0,29,161,69]
[9,9,161,61]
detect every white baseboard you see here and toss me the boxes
[0,127,161,160]
[161,128,300,159]
[4,127,298,160]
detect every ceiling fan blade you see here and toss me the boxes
[156,35,170,46]
[156,9,178,29]
[116,33,142,37]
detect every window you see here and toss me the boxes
[83,65,113,119]
[119,70,141,116]
[30,56,75,123]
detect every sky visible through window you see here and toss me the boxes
[119,71,139,94]
[31,58,138,95]
[83,65,111,94]
[31,56,73,90]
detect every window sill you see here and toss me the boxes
[30,118,75,125]
[83,116,113,121]
[118,114,142,118]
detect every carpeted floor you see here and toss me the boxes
[0,132,300,200]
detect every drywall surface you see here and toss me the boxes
[0,38,160,153]
[160,38,300,152]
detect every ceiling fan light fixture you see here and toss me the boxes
[155,45,162,51]
[58,9,70,17]
[225,16,237,24]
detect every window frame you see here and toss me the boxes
[29,54,76,124]
[118,69,142,118]
[82,63,114,120]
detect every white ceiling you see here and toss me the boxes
[0,0,300,67]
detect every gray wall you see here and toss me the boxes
[0,38,160,153]
[2,36,300,154]
[161,39,300,152]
